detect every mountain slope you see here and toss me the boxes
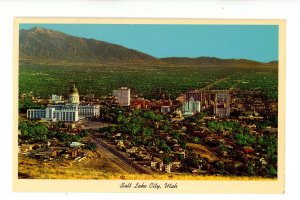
[160,57,274,67]
[19,27,163,64]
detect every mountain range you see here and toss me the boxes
[19,27,277,66]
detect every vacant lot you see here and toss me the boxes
[18,154,272,180]
[187,143,219,162]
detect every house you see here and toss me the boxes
[33,149,58,160]
[19,144,34,152]
[126,146,138,154]
[117,140,125,148]
[150,146,159,153]
[171,159,181,169]
[175,151,186,159]
[70,142,84,148]
[67,148,79,158]
[140,153,152,161]
[151,161,158,169]
[159,162,164,171]
[260,157,268,165]
[243,146,254,153]
[172,144,183,152]
[165,164,171,173]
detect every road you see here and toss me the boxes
[199,73,237,92]
[91,136,152,175]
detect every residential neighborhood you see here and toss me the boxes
[18,83,278,178]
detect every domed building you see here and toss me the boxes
[68,84,80,104]
[27,84,100,122]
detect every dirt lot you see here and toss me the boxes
[18,153,272,180]
[187,143,219,162]
[18,150,134,179]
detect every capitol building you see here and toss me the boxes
[27,85,100,122]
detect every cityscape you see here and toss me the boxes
[18,25,279,180]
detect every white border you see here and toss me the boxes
[1,0,299,200]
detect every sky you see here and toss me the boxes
[20,24,279,62]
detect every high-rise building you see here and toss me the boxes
[115,87,131,106]
[186,90,201,102]
[214,92,231,118]
[182,97,201,116]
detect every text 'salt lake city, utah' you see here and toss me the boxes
[14,18,285,193]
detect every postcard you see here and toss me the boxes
[13,18,285,193]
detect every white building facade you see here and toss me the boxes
[51,94,63,103]
[182,97,201,116]
[27,85,100,122]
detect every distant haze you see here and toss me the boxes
[20,24,278,63]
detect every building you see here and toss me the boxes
[161,105,171,113]
[182,97,201,116]
[165,164,172,173]
[113,87,131,106]
[171,109,184,122]
[131,98,150,109]
[214,92,231,118]
[27,85,100,122]
[186,90,201,102]
[78,104,100,118]
[51,94,63,103]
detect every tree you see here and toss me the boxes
[19,96,41,113]
[247,162,256,176]
[192,136,201,144]
[117,114,125,123]
[268,166,277,177]
[84,141,97,151]
[163,155,172,164]
[142,127,153,137]
[131,124,141,135]
[159,139,171,153]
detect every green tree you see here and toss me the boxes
[192,136,201,144]
[142,127,153,137]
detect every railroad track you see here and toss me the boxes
[91,136,152,175]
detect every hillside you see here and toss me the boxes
[160,57,276,67]
[19,27,163,65]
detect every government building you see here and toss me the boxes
[27,85,100,122]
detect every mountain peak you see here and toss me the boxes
[19,27,162,64]
[29,27,46,31]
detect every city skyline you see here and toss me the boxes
[20,24,278,62]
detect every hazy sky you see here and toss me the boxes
[20,24,278,62]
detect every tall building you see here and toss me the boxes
[182,97,201,116]
[214,92,231,118]
[186,90,201,102]
[114,87,131,106]
[27,84,100,122]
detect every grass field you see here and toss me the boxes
[18,154,273,180]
